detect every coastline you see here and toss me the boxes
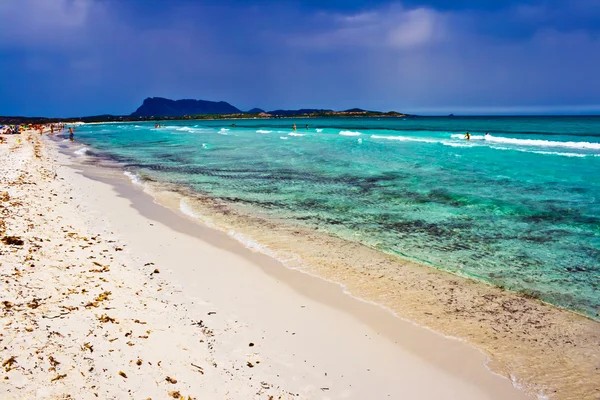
[49,137,531,398]
[61,130,600,399]
[0,130,594,399]
[0,132,528,399]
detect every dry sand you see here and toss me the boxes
[0,130,568,399]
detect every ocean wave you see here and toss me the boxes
[173,126,211,134]
[256,130,272,134]
[123,171,143,186]
[450,134,600,150]
[280,136,288,140]
[340,131,361,136]
[371,135,437,144]
[228,231,280,259]
[490,146,589,158]
[442,142,472,148]
[202,143,209,149]
[288,132,305,137]
[316,129,323,133]
[74,147,89,157]
[218,128,229,135]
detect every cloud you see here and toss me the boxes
[387,8,442,49]
[290,5,447,50]
[0,0,599,116]
[0,0,98,49]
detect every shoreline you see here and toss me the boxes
[1,130,596,398]
[49,135,532,398]
[43,133,532,398]
[59,132,600,399]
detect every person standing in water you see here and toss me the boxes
[69,127,74,142]
[305,124,309,130]
[464,132,471,140]
[293,124,297,131]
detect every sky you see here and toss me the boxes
[1,0,600,116]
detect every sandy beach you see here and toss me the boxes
[0,133,534,400]
[0,130,597,399]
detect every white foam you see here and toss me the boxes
[256,130,272,134]
[218,128,229,135]
[357,138,363,144]
[227,231,282,260]
[123,171,143,186]
[288,132,305,137]
[340,130,361,136]
[202,143,209,149]
[491,146,589,158]
[450,134,600,150]
[316,129,323,133]
[73,147,89,157]
[442,142,472,148]
[371,135,437,144]
[279,136,288,140]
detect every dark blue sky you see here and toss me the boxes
[1,0,599,116]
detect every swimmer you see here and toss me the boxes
[485,132,490,139]
[464,132,471,140]
[305,124,309,130]
[69,127,74,142]
[232,123,236,128]
[293,124,297,131]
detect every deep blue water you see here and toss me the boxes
[69,116,600,318]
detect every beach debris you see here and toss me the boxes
[168,391,181,398]
[136,359,143,366]
[118,371,128,379]
[2,356,17,372]
[94,291,112,302]
[249,342,255,347]
[48,356,60,367]
[51,374,67,382]
[98,314,117,323]
[166,376,178,384]
[190,363,204,374]
[2,235,24,245]
[27,297,42,309]
[82,343,94,353]
[207,311,216,315]
[247,361,254,368]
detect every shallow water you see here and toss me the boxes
[69,116,600,319]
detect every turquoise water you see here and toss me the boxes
[70,117,600,319]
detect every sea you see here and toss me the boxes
[67,116,600,320]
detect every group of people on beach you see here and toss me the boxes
[0,123,75,144]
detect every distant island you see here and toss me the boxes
[0,97,411,124]
[131,97,410,119]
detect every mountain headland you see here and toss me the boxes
[1,97,411,124]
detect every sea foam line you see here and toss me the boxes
[450,134,600,150]
[73,147,89,157]
[123,171,143,186]
[340,131,361,136]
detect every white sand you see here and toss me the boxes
[0,131,529,399]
